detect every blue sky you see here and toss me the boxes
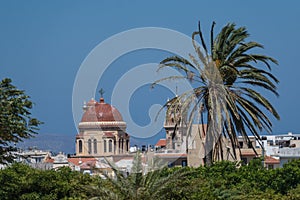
[0,1,299,153]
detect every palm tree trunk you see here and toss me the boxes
[204,112,213,166]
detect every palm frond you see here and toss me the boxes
[154,21,279,165]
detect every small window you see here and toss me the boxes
[126,140,129,151]
[267,140,274,146]
[109,140,113,152]
[121,139,124,152]
[239,141,243,148]
[114,140,116,153]
[171,118,174,123]
[88,139,92,154]
[94,139,97,154]
[78,140,83,153]
[104,140,107,153]
[247,141,253,148]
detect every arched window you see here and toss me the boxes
[88,139,92,154]
[104,140,107,153]
[78,140,83,153]
[109,140,113,152]
[93,139,97,154]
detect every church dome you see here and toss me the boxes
[81,98,123,122]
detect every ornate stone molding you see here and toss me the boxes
[78,121,127,129]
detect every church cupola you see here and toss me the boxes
[75,96,130,157]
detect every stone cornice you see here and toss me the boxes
[78,121,127,129]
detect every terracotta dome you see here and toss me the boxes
[81,98,123,122]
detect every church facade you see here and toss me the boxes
[75,97,130,157]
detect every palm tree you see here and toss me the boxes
[154,22,279,165]
[89,152,189,200]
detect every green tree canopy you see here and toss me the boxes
[1,160,300,199]
[0,78,42,163]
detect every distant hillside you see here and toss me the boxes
[17,133,75,154]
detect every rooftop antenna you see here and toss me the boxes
[175,85,178,97]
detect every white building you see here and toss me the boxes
[260,132,300,167]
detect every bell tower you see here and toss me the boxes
[164,97,187,152]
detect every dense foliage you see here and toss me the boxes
[0,163,102,200]
[1,159,300,199]
[0,78,42,163]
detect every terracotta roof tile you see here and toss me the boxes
[265,156,280,164]
[81,98,123,122]
[45,158,54,163]
[155,139,166,147]
[68,157,97,166]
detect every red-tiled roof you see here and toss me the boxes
[81,98,123,122]
[265,156,280,164]
[155,139,166,147]
[45,158,54,163]
[68,157,97,166]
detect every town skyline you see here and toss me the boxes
[1,1,300,153]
